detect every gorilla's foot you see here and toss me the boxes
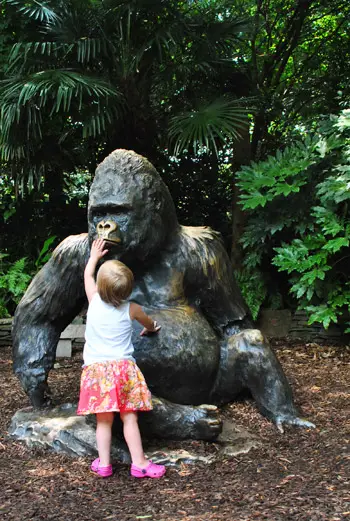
[138,397,222,441]
[274,414,316,433]
[192,404,223,440]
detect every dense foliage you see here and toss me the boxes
[0,0,350,325]
[237,109,350,329]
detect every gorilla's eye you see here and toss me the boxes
[92,210,106,219]
[91,204,131,219]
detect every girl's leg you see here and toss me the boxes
[96,412,114,466]
[120,411,148,468]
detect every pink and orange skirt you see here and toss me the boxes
[77,359,153,415]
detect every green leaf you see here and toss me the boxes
[169,96,251,156]
[322,237,349,253]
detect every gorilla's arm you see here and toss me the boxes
[12,234,89,406]
[181,227,251,334]
[181,227,315,429]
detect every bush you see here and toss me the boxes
[236,109,350,330]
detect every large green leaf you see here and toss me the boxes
[168,97,251,156]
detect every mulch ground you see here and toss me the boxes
[0,340,349,521]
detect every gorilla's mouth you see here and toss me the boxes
[103,238,122,246]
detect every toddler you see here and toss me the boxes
[77,238,165,479]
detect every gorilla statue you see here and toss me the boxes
[12,149,313,440]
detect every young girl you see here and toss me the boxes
[77,238,166,479]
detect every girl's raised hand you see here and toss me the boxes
[90,238,109,262]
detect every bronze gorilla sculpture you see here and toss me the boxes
[12,149,313,439]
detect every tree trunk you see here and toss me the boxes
[251,110,268,161]
[44,168,66,206]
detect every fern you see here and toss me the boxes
[0,256,32,317]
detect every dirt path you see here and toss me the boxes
[0,341,349,521]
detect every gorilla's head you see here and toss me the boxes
[88,149,179,263]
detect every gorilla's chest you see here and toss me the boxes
[128,264,220,403]
[131,264,188,307]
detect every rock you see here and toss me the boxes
[9,404,129,462]
[9,404,261,465]
[144,449,215,466]
[258,309,292,338]
[0,318,12,346]
[215,420,261,457]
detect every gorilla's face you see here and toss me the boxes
[88,150,178,264]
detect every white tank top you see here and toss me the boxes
[83,293,134,366]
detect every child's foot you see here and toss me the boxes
[131,460,166,479]
[90,458,113,478]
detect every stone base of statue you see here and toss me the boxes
[9,404,261,466]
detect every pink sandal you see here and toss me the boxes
[131,461,166,479]
[90,458,113,478]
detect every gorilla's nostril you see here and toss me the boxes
[97,220,117,231]
[96,220,118,241]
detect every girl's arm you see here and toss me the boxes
[84,238,108,302]
[130,302,161,336]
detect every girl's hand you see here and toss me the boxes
[90,238,109,262]
[140,321,161,336]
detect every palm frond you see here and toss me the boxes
[7,41,67,73]
[7,0,61,24]
[169,97,252,157]
[1,70,121,109]
[0,70,124,160]
[135,26,178,65]
[8,37,109,69]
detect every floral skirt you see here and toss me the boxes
[77,359,153,415]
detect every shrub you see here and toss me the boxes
[236,109,350,331]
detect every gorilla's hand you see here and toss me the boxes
[15,365,53,408]
[275,415,316,433]
[29,381,53,408]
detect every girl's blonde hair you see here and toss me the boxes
[96,260,134,307]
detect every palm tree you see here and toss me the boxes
[1,0,251,195]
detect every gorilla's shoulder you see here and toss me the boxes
[51,233,89,265]
[178,225,229,273]
[179,226,223,254]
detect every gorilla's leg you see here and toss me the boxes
[211,330,315,431]
[112,397,222,441]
